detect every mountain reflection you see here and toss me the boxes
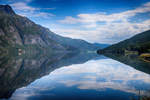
[1,52,150,100]
[0,52,99,99]
[103,53,150,75]
[9,54,150,100]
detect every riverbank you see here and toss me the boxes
[140,53,150,62]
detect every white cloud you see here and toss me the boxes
[10,2,55,18]
[56,2,150,44]
[11,2,37,11]
[50,58,150,96]
[19,12,55,18]
[10,86,55,100]
[59,2,150,24]
[9,58,150,99]
[59,16,79,24]
[52,19,150,44]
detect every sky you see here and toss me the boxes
[0,0,150,44]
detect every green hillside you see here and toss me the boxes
[97,30,150,55]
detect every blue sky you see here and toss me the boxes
[0,0,150,44]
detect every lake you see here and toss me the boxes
[0,53,150,100]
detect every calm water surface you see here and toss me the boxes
[8,55,150,100]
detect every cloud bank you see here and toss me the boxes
[10,2,55,18]
[54,2,150,44]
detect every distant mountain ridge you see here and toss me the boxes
[97,30,150,54]
[47,32,109,51]
[0,5,107,53]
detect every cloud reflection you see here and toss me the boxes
[10,58,150,99]
[50,59,150,96]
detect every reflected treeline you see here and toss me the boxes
[103,53,150,75]
[130,90,150,100]
[0,51,100,99]
[103,53,150,100]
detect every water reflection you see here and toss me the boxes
[103,54,150,75]
[7,54,150,100]
[0,52,99,99]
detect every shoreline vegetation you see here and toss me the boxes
[97,29,150,63]
[98,49,150,63]
[140,53,150,62]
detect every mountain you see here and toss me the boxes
[97,30,150,55]
[0,5,15,15]
[47,32,109,50]
[0,5,105,54]
[93,43,109,49]
[0,5,66,53]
